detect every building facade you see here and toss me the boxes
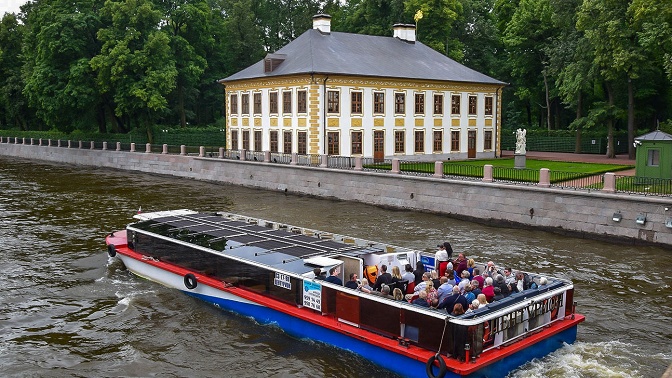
[220,15,506,161]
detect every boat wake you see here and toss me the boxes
[509,340,666,378]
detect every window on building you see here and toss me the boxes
[415,93,424,114]
[648,149,660,166]
[254,130,262,151]
[451,95,460,115]
[242,130,250,150]
[484,130,492,150]
[283,131,292,154]
[230,94,238,115]
[394,130,405,153]
[327,90,339,113]
[241,94,249,115]
[395,92,405,114]
[327,132,339,155]
[269,92,278,114]
[231,129,239,150]
[270,130,278,153]
[351,131,362,155]
[434,94,443,115]
[298,132,307,154]
[414,131,424,153]
[468,96,477,115]
[485,96,493,116]
[451,131,460,151]
[351,92,362,114]
[374,92,385,114]
[283,91,292,114]
[297,90,307,113]
[253,93,261,114]
[433,131,442,152]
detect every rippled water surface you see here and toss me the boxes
[0,155,670,378]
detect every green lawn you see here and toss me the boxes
[444,158,634,174]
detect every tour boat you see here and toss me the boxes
[105,210,584,378]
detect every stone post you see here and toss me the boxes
[48,139,52,147]
[391,158,400,174]
[57,139,61,147]
[354,156,363,171]
[102,142,108,151]
[199,146,205,157]
[180,145,186,155]
[162,144,168,154]
[264,151,271,163]
[145,143,151,153]
[78,140,83,149]
[434,161,443,178]
[23,137,27,144]
[240,149,247,161]
[90,141,95,149]
[539,168,550,188]
[320,154,328,168]
[603,172,616,193]
[130,143,136,152]
[116,142,121,151]
[290,153,298,165]
[219,147,224,159]
[483,165,493,183]
[30,138,34,145]
[38,138,42,146]
[67,140,72,148]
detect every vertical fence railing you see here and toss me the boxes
[492,167,539,185]
[442,164,484,180]
[361,158,392,172]
[397,160,433,176]
[269,152,292,164]
[614,175,672,196]
[549,171,604,191]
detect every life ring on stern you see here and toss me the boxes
[425,354,447,378]
[107,244,116,257]
[184,273,198,290]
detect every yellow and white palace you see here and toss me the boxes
[220,14,506,161]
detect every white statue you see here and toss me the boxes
[515,128,526,155]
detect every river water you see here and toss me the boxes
[0,155,670,378]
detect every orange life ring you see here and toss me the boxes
[483,321,492,344]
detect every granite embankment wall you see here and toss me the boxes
[2,140,671,246]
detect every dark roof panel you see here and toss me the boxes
[222,30,504,85]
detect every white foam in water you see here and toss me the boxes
[509,341,645,378]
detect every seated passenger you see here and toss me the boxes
[494,274,510,297]
[391,266,404,285]
[313,268,325,280]
[467,259,476,279]
[402,264,415,283]
[437,286,467,312]
[371,284,393,299]
[457,270,471,293]
[463,284,475,304]
[538,277,548,287]
[372,264,392,291]
[436,276,453,303]
[325,266,343,285]
[411,290,430,307]
[454,253,468,277]
[345,273,360,290]
[466,299,480,313]
[512,272,525,293]
[482,277,495,302]
[450,303,465,316]
[503,267,516,286]
[483,261,499,278]
[472,268,484,288]
[392,288,405,301]
[492,287,504,302]
[359,278,372,293]
[444,269,456,286]
[470,280,482,297]
[425,281,438,307]
[477,293,488,306]
[430,270,441,289]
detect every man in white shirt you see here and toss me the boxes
[435,242,450,277]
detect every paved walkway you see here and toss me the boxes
[500,150,636,176]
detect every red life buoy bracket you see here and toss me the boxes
[425,353,447,378]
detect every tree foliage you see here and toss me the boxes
[0,0,668,156]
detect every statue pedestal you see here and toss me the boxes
[514,154,526,169]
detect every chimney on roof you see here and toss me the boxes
[393,23,416,43]
[313,14,331,34]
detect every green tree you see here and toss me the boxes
[404,0,463,60]
[0,13,32,130]
[339,0,406,37]
[21,0,105,132]
[91,0,177,138]
[454,0,502,76]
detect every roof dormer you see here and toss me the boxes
[264,53,287,73]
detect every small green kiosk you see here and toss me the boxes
[634,130,672,179]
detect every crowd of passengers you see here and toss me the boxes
[317,242,548,316]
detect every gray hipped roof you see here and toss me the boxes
[635,130,672,141]
[221,29,505,85]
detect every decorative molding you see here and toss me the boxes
[374,119,384,126]
[434,119,443,127]
[468,119,477,127]
[415,119,424,127]
[395,118,404,127]
[452,119,461,127]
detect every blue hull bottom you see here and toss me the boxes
[187,291,578,378]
